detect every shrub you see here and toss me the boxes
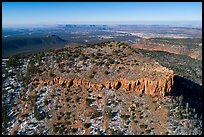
[111,129,114,135]
[71,128,78,133]
[6,56,19,67]
[121,114,130,121]
[57,116,62,120]
[113,50,121,55]
[3,106,9,130]
[139,124,148,129]
[65,121,72,125]
[40,89,46,93]
[34,108,41,121]
[145,129,151,134]
[170,104,176,110]
[91,110,102,119]
[159,101,163,105]
[89,73,95,79]
[5,71,10,78]
[89,71,96,78]
[65,112,71,120]
[179,95,184,106]
[107,109,112,119]
[66,97,72,102]
[16,69,23,81]
[49,71,56,77]
[86,98,95,106]
[53,126,59,133]
[118,129,123,135]
[22,97,27,101]
[84,123,92,128]
[96,61,104,66]
[177,111,183,119]
[45,56,49,66]
[186,103,189,118]
[139,115,143,119]
[132,115,137,120]
[104,70,109,75]
[155,105,159,111]
[59,127,64,134]
[134,120,139,124]
[108,58,115,64]
[76,97,81,102]
[32,131,38,135]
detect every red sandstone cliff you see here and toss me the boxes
[38,69,174,97]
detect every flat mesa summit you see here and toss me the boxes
[4,41,202,136]
[36,41,174,97]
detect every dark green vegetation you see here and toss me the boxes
[132,47,202,85]
[6,56,22,67]
[147,38,202,48]
[3,55,35,85]
[141,38,202,60]
[3,25,202,58]
[2,105,9,132]
[131,44,202,118]
[2,35,68,58]
[2,39,202,135]
[34,106,42,121]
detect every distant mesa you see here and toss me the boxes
[2,35,68,58]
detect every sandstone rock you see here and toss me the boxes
[37,65,174,98]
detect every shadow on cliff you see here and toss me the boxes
[168,75,202,117]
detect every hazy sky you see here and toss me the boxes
[2,2,202,26]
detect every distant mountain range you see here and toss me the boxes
[2,35,68,58]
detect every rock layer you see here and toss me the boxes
[39,70,174,97]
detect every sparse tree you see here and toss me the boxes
[179,95,184,109]
[36,52,43,65]
[34,106,41,121]
[16,69,20,81]
[16,68,23,81]
[45,56,49,66]
[186,102,189,119]
[53,126,59,133]
[107,109,112,119]
[104,70,109,75]
[83,123,91,128]
[2,105,9,131]
[25,71,31,84]
[6,56,18,67]
[44,99,49,105]
[118,129,123,135]
[177,110,183,119]
[5,71,10,78]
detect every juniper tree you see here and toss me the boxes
[45,56,49,66]
[186,102,189,119]
[179,95,184,109]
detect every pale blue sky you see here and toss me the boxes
[2,2,202,26]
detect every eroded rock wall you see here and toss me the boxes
[38,72,174,97]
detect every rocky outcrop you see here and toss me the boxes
[39,70,174,97]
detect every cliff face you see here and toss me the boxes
[35,41,176,98]
[38,71,174,97]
